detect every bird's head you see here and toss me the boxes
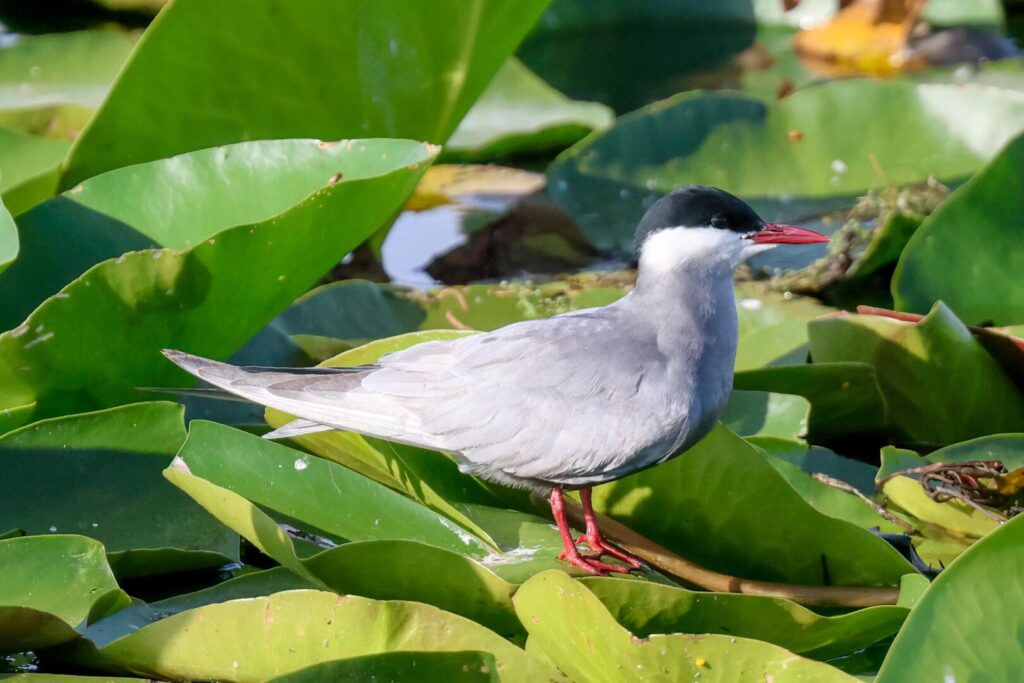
[634,185,829,276]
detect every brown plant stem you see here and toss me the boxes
[563,499,901,608]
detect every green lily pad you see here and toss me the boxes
[734,362,889,442]
[518,0,761,113]
[515,570,858,682]
[581,576,907,659]
[65,590,565,682]
[547,81,1024,254]
[0,30,134,139]
[591,425,914,586]
[733,282,834,371]
[0,535,129,654]
[267,652,500,683]
[176,420,491,557]
[875,512,1024,682]
[762,452,903,533]
[165,464,524,636]
[808,303,1024,446]
[0,139,435,428]
[0,127,69,216]
[751,437,879,495]
[0,402,237,574]
[894,131,1024,325]
[60,0,550,187]
[1,137,436,332]
[720,390,809,439]
[445,58,612,162]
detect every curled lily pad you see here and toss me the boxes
[164,463,522,636]
[808,303,1024,446]
[65,590,564,682]
[174,421,491,557]
[581,576,908,659]
[0,535,129,654]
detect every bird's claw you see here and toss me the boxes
[558,549,633,575]
[558,535,645,575]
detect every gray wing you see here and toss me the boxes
[413,312,687,483]
[164,308,684,484]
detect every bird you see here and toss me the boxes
[163,185,829,575]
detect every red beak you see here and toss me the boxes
[750,223,830,245]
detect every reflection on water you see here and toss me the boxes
[381,207,472,287]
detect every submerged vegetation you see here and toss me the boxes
[2,0,1024,680]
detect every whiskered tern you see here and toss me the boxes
[164,185,829,574]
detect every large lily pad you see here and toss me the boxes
[60,0,551,187]
[515,570,858,682]
[591,425,914,586]
[0,139,435,427]
[1,137,435,331]
[0,402,237,574]
[0,535,129,654]
[176,420,491,557]
[894,131,1024,325]
[875,512,1024,682]
[547,81,1024,254]
[808,303,1024,446]
[582,576,908,659]
[165,465,522,635]
[66,590,564,682]
[445,58,612,161]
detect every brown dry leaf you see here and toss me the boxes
[794,0,926,77]
[405,164,545,211]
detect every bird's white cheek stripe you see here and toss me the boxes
[639,227,749,275]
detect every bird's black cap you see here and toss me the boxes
[634,185,764,254]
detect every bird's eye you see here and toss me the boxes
[710,214,729,229]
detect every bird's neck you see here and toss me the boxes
[630,260,737,336]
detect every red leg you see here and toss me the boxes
[578,487,644,569]
[549,487,629,575]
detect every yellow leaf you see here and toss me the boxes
[405,164,545,211]
[794,0,925,77]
